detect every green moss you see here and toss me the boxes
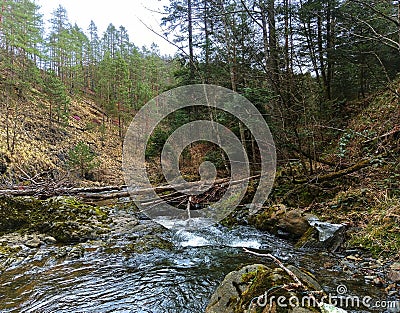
[0,196,110,243]
[0,242,22,255]
[347,196,400,257]
[295,227,318,249]
[241,269,258,283]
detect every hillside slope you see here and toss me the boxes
[265,80,400,257]
[0,84,124,187]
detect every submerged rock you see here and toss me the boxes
[123,234,173,254]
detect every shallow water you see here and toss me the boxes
[0,206,395,313]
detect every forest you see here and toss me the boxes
[1,0,399,169]
[0,0,400,246]
[0,1,399,312]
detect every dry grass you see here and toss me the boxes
[0,92,124,187]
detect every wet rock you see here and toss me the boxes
[296,219,346,252]
[24,237,41,248]
[249,205,317,240]
[0,196,110,244]
[43,236,57,244]
[387,263,400,282]
[206,263,322,313]
[123,234,173,254]
[55,247,68,259]
[67,245,85,259]
[206,264,268,313]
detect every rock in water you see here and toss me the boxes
[206,263,322,313]
[249,205,317,240]
[320,303,347,313]
[296,218,346,252]
[206,264,266,313]
[24,238,41,248]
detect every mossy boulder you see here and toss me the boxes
[0,196,110,243]
[206,264,322,313]
[249,205,316,240]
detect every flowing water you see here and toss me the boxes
[0,205,396,313]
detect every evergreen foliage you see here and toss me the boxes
[67,141,98,178]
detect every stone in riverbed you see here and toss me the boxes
[295,218,346,252]
[0,196,110,244]
[249,205,317,240]
[387,263,400,283]
[123,234,173,254]
[24,237,41,248]
[206,263,322,313]
[43,236,57,244]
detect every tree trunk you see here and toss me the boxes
[188,0,195,82]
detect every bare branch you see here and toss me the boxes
[348,0,400,27]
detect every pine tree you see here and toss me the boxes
[45,70,71,126]
[0,0,43,61]
[48,5,70,80]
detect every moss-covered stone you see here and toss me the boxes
[206,264,322,313]
[249,205,314,241]
[0,196,110,243]
[0,242,22,255]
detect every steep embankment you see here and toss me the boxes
[0,84,124,187]
[256,80,400,257]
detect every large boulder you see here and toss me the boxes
[295,219,346,252]
[249,205,316,240]
[206,263,323,313]
[0,196,110,243]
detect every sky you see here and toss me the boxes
[35,0,178,56]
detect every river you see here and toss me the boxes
[0,204,395,312]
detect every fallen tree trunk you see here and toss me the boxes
[0,185,128,198]
[0,174,262,201]
[293,158,377,184]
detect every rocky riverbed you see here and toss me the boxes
[0,196,399,312]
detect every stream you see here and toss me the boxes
[0,203,396,313]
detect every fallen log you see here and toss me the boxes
[80,174,261,201]
[363,126,400,145]
[293,158,377,184]
[0,174,262,201]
